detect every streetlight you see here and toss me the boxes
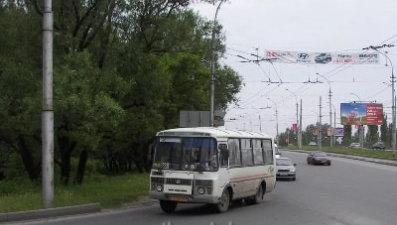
[349,93,364,150]
[311,110,322,151]
[268,98,279,146]
[252,106,271,133]
[332,104,337,146]
[317,73,333,147]
[210,0,226,127]
[285,88,299,147]
[350,92,362,102]
[363,44,395,156]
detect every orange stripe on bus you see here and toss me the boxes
[230,174,268,181]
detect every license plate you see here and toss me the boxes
[279,172,288,175]
[169,195,188,202]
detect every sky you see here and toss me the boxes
[190,0,397,138]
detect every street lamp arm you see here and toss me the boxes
[316,73,331,90]
[350,93,361,101]
[285,88,298,102]
[374,50,394,76]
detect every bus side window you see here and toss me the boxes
[219,144,228,167]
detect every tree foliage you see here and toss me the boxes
[0,0,243,184]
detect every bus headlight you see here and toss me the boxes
[198,187,205,195]
[156,184,163,192]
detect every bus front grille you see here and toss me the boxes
[166,178,192,185]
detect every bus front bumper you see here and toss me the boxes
[149,191,219,204]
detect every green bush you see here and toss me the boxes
[3,152,29,181]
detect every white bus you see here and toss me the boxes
[148,127,277,213]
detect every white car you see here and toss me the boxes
[276,157,296,181]
[349,143,361,148]
[308,141,317,146]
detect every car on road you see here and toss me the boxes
[307,151,331,166]
[308,141,317,146]
[372,142,386,150]
[276,157,297,181]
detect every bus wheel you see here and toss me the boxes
[254,184,265,203]
[159,200,177,213]
[246,184,265,205]
[214,189,230,213]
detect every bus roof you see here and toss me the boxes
[156,127,273,139]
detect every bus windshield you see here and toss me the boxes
[153,137,218,172]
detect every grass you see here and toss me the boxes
[286,145,397,160]
[0,173,149,213]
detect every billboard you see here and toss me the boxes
[265,50,379,65]
[340,103,383,125]
[334,128,344,137]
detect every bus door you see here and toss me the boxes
[217,143,229,190]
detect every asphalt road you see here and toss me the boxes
[6,151,397,225]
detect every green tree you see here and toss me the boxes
[343,125,352,145]
[380,113,388,145]
[0,6,42,181]
[366,125,379,145]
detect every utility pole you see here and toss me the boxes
[317,73,333,147]
[285,88,299,146]
[42,0,54,208]
[210,0,225,127]
[299,99,303,149]
[363,44,395,157]
[268,98,279,146]
[332,104,337,146]
[319,96,322,151]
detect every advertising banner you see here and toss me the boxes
[312,129,318,136]
[265,50,379,65]
[340,103,383,125]
[291,123,297,132]
[334,128,344,137]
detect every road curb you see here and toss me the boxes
[0,203,101,224]
[285,149,397,167]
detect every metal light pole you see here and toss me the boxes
[285,88,299,146]
[368,48,395,157]
[332,104,337,146]
[319,96,322,151]
[350,93,364,151]
[42,0,54,208]
[253,106,271,133]
[311,109,321,150]
[317,73,333,147]
[268,98,279,146]
[210,0,225,127]
[299,99,303,149]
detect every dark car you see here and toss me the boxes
[372,142,385,150]
[307,151,331,166]
[315,53,332,64]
